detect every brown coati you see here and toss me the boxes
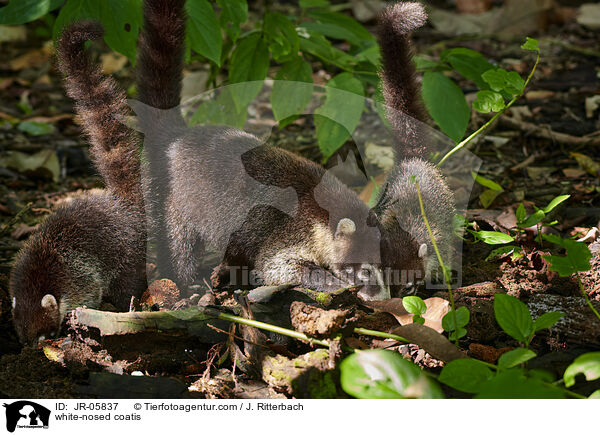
[133,0,423,299]
[9,22,147,346]
[374,2,457,287]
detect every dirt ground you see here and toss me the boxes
[0,1,599,398]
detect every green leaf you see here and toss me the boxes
[533,311,564,332]
[517,209,545,228]
[271,57,313,127]
[476,368,564,398]
[516,203,526,223]
[498,348,537,368]
[422,71,469,142]
[589,390,600,399]
[505,71,525,94]
[99,0,142,62]
[469,230,514,245]
[542,234,592,277]
[542,194,570,214]
[472,171,503,191]
[402,296,427,316]
[0,0,62,25]
[439,359,493,393]
[521,37,539,52]
[0,149,60,182]
[564,352,600,387]
[298,30,356,70]
[473,90,505,113]
[340,349,443,399]
[17,121,54,136]
[479,189,502,209]
[481,69,508,92]
[442,47,495,90]
[54,0,101,39]
[186,0,222,65]
[299,0,330,8]
[315,73,364,160]
[264,12,298,62]
[485,245,521,261]
[216,0,247,42]
[305,9,373,47]
[445,306,470,329]
[494,294,533,344]
[228,33,270,110]
[414,55,442,72]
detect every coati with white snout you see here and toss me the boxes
[134,0,425,299]
[9,22,147,346]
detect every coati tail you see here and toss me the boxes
[377,2,428,158]
[56,21,143,207]
[134,0,187,283]
[137,0,186,110]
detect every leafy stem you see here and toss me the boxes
[414,179,458,344]
[577,274,600,321]
[436,48,540,168]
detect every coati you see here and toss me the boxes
[9,22,147,346]
[374,2,457,285]
[134,0,423,299]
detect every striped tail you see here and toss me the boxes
[56,21,143,208]
[377,2,428,158]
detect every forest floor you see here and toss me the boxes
[0,2,599,398]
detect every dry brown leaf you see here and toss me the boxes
[11,222,38,240]
[362,297,449,333]
[9,42,53,71]
[391,323,467,362]
[101,52,128,74]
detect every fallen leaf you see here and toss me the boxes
[577,3,600,29]
[363,297,449,333]
[8,41,53,70]
[101,52,128,74]
[1,149,60,182]
[0,24,26,42]
[456,0,492,14]
[11,222,38,240]
[585,95,600,118]
[562,168,586,178]
[525,90,556,100]
[391,323,467,362]
[571,152,600,178]
[17,120,55,136]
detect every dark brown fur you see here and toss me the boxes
[10,192,146,346]
[56,21,144,208]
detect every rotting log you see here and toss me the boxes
[71,307,231,343]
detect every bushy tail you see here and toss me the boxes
[137,0,186,111]
[135,0,187,283]
[56,21,143,207]
[377,2,428,158]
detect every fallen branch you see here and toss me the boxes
[499,116,600,147]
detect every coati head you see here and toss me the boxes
[313,170,424,300]
[9,237,75,346]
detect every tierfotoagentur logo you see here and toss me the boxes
[3,401,50,432]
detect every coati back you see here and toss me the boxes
[135,0,422,298]
[9,23,147,346]
[374,2,457,287]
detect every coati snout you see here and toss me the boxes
[12,293,61,347]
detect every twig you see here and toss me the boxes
[0,202,32,238]
[499,116,600,147]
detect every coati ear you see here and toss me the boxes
[418,243,428,258]
[335,218,356,238]
[41,294,58,311]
